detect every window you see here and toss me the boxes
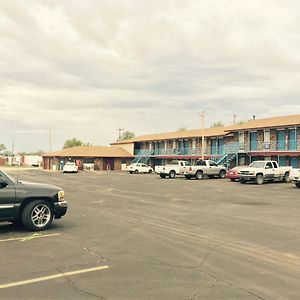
[196,160,206,166]
[239,132,244,144]
[192,140,196,149]
[209,161,217,167]
[264,130,270,143]
[265,162,273,169]
[272,162,278,168]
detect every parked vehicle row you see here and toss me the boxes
[126,159,300,188]
[154,160,226,180]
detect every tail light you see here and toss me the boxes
[189,167,192,171]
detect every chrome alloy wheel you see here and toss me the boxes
[31,204,51,228]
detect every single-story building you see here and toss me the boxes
[42,146,133,171]
[0,157,6,166]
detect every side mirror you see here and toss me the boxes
[0,178,8,188]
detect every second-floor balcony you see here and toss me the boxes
[134,140,300,157]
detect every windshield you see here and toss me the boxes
[249,161,266,168]
[0,170,17,183]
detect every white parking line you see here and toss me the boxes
[0,265,109,289]
[0,233,61,243]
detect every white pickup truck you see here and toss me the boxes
[238,161,291,185]
[289,168,300,188]
[183,160,227,180]
[155,160,191,179]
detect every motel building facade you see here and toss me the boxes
[111,114,300,169]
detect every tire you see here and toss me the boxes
[160,174,166,179]
[295,182,300,188]
[148,169,153,174]
[256,174,264,185]
[195,170,203,180]
[22,200,53,231]
[129,171,133,174]
[219,170,226,179]
[283,172,289,183]
[169,170,176,179]
[185,175,192,180]
[134,169,139,174]
[230,178,236,182]
[240,178,246,184]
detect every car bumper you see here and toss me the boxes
[226,175,238,180]
[54,201,68,219]
[238,175,256,181]
[290,177,300,183]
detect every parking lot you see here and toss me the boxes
[1,169,300,299]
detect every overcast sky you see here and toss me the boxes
[1,0,300,152]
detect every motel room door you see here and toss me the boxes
[250,132,257,151]
[277,131,285,151]
[103,158,114,170]
[288,129,297,151]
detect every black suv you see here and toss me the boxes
[0,169,67,231]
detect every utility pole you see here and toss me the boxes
[201,111,205,160]
[11,139,14,155]
[11,139,15,165]
[49,130,52,152]
[233,114,237,126]
[117,128,124,141]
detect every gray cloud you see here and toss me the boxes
[0,0,300,151]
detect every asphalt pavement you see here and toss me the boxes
[0,169,300,299]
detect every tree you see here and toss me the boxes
[63,138,84,149]
[0,143,6,154]
[211,122,224,128]
[120,131,135,141]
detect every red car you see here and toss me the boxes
[226,166,244,182]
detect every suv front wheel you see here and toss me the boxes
[22,200,53,231]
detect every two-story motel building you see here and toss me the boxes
[112,114,300,168]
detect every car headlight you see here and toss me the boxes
[58,190,65,201]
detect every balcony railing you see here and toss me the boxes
[242,140,300,152]
[134,140,300,157]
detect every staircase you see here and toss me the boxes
[132,155,151,164]
[216,153,237,166]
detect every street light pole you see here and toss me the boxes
[201,111,205,160]
[49,130,52,152]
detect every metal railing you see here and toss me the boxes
[134,140,300,157]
